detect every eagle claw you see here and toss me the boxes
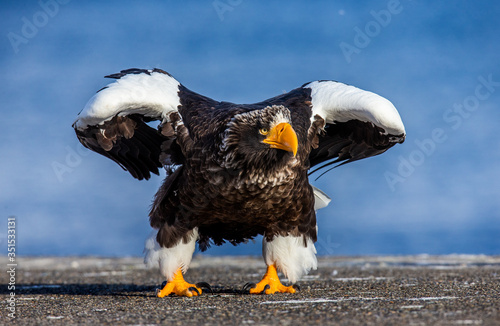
[247,265,298,294]
[242,282,256,293]
[196,282,213,294]
[188,287,200,295]
[156,269,203,298]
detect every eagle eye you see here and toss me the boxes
[259,128,269,135]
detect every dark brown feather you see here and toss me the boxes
[75,114,167,180]
[308,119,405,176]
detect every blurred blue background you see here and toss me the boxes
[1,0,499,257]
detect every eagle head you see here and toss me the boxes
[221,105,299,171]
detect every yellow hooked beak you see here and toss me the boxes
[262,122,298,157]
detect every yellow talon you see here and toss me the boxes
[156,269,202,298]
[249,264,297,294]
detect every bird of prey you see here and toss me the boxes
[73,68,405,297]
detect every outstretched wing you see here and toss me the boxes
[268,80,405,176]
[73,68,185,180]
[304,80,406,176]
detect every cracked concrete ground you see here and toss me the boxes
[1,255,499,325]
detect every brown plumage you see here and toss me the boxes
[150,103,318,251]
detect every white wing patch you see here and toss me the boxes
[305,81,405,136]
[74,71,181,130]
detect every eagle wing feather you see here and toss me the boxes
[73,70,406,181]
[73,69,187,180]
[302,81,406,176]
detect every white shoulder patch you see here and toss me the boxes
[74,71,181,130]
[305,81,405,136]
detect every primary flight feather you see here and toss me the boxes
[73,68,405,296]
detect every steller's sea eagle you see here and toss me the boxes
[73,68,405,297]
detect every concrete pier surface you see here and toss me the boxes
[1,255,499,325]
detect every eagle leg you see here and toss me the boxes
[156,268,203,297]
[247,264,297,294]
